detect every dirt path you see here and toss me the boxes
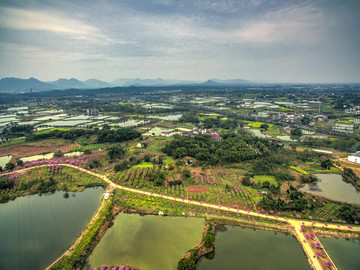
[3,164,359,270]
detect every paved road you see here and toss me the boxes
[3,164,359,270]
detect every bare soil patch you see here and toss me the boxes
[0,142,80,159]
[187,186,209,193]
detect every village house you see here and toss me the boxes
[209,132,223,141]
[160,131,172,137]
[348,152,360,164]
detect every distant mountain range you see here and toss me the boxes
[0,77,251,93]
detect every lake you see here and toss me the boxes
[88,213,204,270]
[319,237,360,270]
[300,174,360,205]
[197,226,310,270]
[0,187,104,270]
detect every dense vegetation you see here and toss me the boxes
[162,133,278,165]
[259,187,309,211]
[26,127,140,143]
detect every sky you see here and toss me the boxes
[0,0,359,83]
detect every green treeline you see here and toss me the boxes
[26,127,140,143]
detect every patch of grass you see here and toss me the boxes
[253,175,278,187]
[34,128,71,135]
[316,167,341,173]
[290,166,309,175]
[244,186,263,202]
[247,121,265,128]
[133,162,153,168]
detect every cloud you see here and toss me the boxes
[0,7,111,43]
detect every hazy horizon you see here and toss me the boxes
[1,0,359,83]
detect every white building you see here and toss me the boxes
[348,152,360,163]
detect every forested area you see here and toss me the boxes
[162,132,279,165]
[26,127,140,143]
[259,187,309,211]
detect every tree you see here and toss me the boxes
[108,145,125,160]
[114,161,129,171]
[16,159,24,167]
[301,117,310,125]
[291,128,302,136]
[177,258,197,270]
[144,154,151,162]
[242,176,251,186]
[321,158,332,170]
[83,149,92,155]
[204,231,215,248]
[88,159,101,169]
[54,151,64,158]
[338,205,359,224]
[182,169,192,179]
[5,162,15,171]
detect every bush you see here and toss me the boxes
[16,160,24,167]
[54,151,64,158]
[242,176,251,186]
[88,159,101,169]
[114,161,129,172]
[178,258,197,270]
[204,232,215,248]
[5,162,15,171]
[108,145,125,160]
[182,169,192,179]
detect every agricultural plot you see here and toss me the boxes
[290,166,309,175]
[70,144,103,151]
[253,175,278,187]
[188,168,259,211]
[311,203,340,221]
[110,166,260,212]
[111,165,174,189]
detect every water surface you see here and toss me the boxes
[0,187,104,270]
[300,174,360,205]
[319,237,360,270]
[88,213,204,270]
[198,226,310,270]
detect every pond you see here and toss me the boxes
[197,226,310,270]
[319,237,360,270]
[300,174,360,205]
[87,213,204,270]
[0,155,12,167]
[21,152,54,163]
[0,187,104,270]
